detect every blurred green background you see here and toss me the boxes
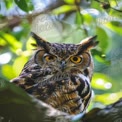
[0,0,122,111]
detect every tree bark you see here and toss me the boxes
[82,98,122,122]
[0,80,122,122]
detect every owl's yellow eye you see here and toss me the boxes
[44,55,56,62]
[70,56,82,64]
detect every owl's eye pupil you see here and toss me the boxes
[70,56,82,64]
[48,56,54,60]
[72,57,78,61]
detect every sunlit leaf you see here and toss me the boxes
[82,13,93,24]
[64,0,75,4]
[0,37,7,46]
[92,73,113,90]
[94,92,122,105]
[0,33,22,52]
[109,0,118,7]
[2,64,16,79]
[52,5,76,14]
[105,22,122,35]
[26,37,36,50]
[13,56,28,76]
[64,0,81,4]
[4,0,13,9]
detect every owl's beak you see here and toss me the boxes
[60,61,66,71]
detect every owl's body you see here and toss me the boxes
[11,33,98,115]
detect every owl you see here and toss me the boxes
[11,32,98,115]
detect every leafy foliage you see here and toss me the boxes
[0,0,122,120]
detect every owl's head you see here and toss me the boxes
[31,32,98,76]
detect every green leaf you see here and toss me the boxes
[94,92,122,105]
[105,21,122,35]
[52,5,76,15]
[82,13,93,24]
[0,33,22,53]
[94,55,110,64]
[75,11,83,25]
[96,26,109,53]
[13,56,28,76]
[26,37,36,50]
[2,64,16,80]
[4,0,13,9]
[14,0,28,12]
[92,73,113,90]
[28,1,34,11]
[64,0,75,4]
[0,37,7,46]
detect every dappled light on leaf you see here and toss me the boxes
[0,33,22,52]
[13,57,28,76]
[92,73,113,90]
[94,92,122,105]
[2,64,16,79]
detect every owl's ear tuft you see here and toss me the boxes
[31,32,51,51]
[80,35,98,48]
[31,32,46,46]
[78,35,99,53]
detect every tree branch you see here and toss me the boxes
[0,80,122,122]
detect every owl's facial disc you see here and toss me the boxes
[34,47,91,74]
[32,33,98,74]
